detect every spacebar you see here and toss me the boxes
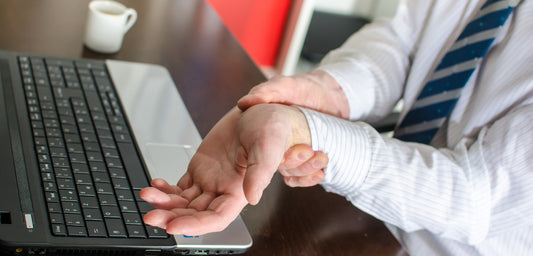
[117,142,150,189]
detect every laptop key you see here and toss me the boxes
[117,142,149,189]
[72,163,90,174]
[64,213,84,226]
[133,189,143,201]
[49,213,64,224]
[43,181,56,192]
[55,168,72,178]
[51,224,67,236]
[77,184,96,196]
[116,189,134,201]
[118,201,137,213]
[49,147,67,158]
[59,189,78,201]
[62,201,81,214]
[83,142,100,152]
[85,91,104,112]
[95,182,114,194]
[56,178,75,190]
[146,226,168,238]
[68,226,88,237]
[109,168,127,179]
[87,221,107,237]
[79,196,99,208]
[67,143,84,154]
[98,194,118,206]
[123,212,143,225]
[25,56,169,240]
[101,206,121,218]
[105,218,127,238]
[83,208,103,221]
[106,158,123,168]
[74,173,92,185]
[90,162,107,172]
[112,177,130,189]
[126,225,146,238]
[40,163,52,173]
[52,157,69,168]
[45,191,59,203]
[92,172,110,183]
[47,202,62,213]
[69,153,86,163]
[137,201,155,214]
[42,172,54,182]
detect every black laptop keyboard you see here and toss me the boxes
[18,56,168,239]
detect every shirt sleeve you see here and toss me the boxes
[299,104,533,245]
[317,0,434,122]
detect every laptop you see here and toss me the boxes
[0,50,252,255]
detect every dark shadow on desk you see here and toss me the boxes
[242,174,406,256]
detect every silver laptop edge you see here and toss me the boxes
[106,60,252,250]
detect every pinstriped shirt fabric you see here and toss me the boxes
[394,0,519,144]
[300,0,533,255]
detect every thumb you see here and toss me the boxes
[242,140,286,205]
[237,93,271,111]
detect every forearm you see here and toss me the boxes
[318,20,411,122]
[300,105,533,244]
[317,0,433,122]
[301,70,350,119]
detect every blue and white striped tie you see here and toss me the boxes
[394,0,520,144]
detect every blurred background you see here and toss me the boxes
[208,0,400,77]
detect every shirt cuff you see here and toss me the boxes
[298,107,373,197]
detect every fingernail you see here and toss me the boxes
[312,174,322,182]
[298,151,312,161]
[312,159,324,169]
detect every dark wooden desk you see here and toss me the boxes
[0,1,404,255]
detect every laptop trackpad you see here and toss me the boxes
[145,143,194,186]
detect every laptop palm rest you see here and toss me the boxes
[106,60,252,251]
[145,143,193,185]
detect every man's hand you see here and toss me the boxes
[238,70,338,188]
[140,104,311,236]
[279,144,328,187]
[237,70,350,120]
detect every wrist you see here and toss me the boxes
[306,70,350,119]
[286,106,311,150]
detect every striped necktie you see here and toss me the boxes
[394,0,520,144]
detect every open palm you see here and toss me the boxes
[140,104,308,235]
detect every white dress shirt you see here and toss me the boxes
[300,0,533,255]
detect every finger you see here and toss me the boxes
[143,208,203,231]
[278,144,314,176]
[281,152,329,177]
[139,187,171,204]
[237,81,286,110]
[237,94,271,111]
[280,144,314,168]
[150,178,183,195]
[187,192,217,211]
[283,170,325,188]
[165,195,245,236]
[142,209,178,229]
[180,184,202,202]
[165,212,225,235]
[279,146,328,177]
[143,208,201,231]
[177,172,193,190]
[139,187,189,210]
